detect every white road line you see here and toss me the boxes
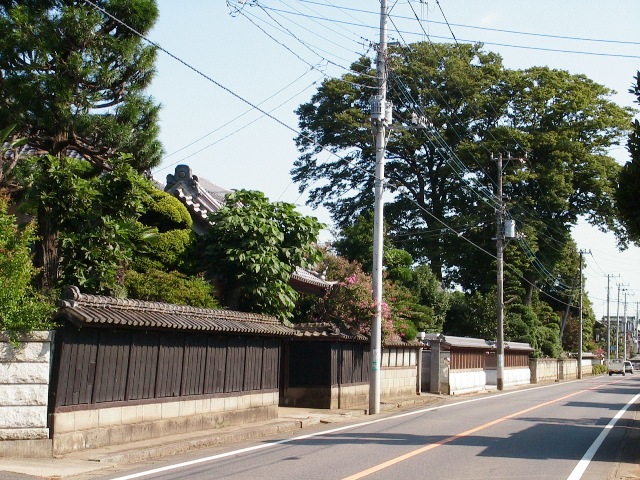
[567,391,640,480]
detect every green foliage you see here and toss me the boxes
[592,364,607,375]
[19,154,155,296]
[295,41,632,349]
[132,189,199,275]
[152,229,196,269]
[0,0,162,173]
[204,190,324,320]
[124,269,218,308]
[0,197,55,336]
[616,72,640,244]
[444,290,497,340]
[139,190,193,232]
[298,253,395,337]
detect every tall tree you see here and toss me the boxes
[616,72,640,242]
[0,0,162,173]
[293,42,632,313]
[0,0,162,289]
[19,154,153,296]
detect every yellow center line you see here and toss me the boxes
[342,384,602,480]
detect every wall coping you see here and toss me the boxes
[0,331,54,343]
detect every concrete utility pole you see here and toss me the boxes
[495,153,505,391]
[369,0,389,415]
[616,284,621,358]
[607,273,611,367]
[623,291,628,359]
[606,275,611,365]
[577,250,590,379]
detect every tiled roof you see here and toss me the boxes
[56,286,296,336]
[422,333,533,352]
[293,322,369,341]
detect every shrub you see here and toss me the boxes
[124,269,218,308]
[0,198,55,337]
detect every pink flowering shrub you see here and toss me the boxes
[301,253,397,338]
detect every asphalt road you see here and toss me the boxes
[80,375,640,480]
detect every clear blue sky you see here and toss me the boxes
[145,0,640,320]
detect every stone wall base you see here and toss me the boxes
[52,405,277,457]
[0,438,52,458]
[0,427,49,441]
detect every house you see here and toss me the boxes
[163,164,332,296]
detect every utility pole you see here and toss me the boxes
[606,274,611,365]
[369,0,389,415]
[616,284,621,358]
[495,153,505,391]
[577,250,589,379]
[623,290,628,359]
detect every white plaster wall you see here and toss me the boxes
[449,370,487,395]
[503,367,531,386]
[0,332,52,440]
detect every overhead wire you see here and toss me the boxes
[83,0,583,308]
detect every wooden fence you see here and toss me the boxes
[50,325,281,411]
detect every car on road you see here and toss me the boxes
[624,361,633,374]
[608,359,626,375]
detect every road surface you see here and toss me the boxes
[82,375,640,480]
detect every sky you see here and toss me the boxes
[143,0,640,320]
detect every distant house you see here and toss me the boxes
[163,164,332,296]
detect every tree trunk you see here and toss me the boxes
[34,206,59,292]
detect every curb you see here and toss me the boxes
[86,419,307,464]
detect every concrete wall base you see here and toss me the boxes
[0,438,52,458]
[51,405,277,457]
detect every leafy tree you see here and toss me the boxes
[0,195,55,337]
[204,190,323,321]
[126,189,217,306]
[0,0,162,173]
[18,154,153,296]
[444,290,496,340]
[0,0,163,289]
[294,42,631,343]
[616,72,640,242]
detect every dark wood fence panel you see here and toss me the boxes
[244,337,263,391]
[340,343,367,384]
[181,335,208,396]
[154,333,184,398]
[204,337,227,394]
[224,337,247,393]
[261,339,279,390]
[54,328,100,406]
[126,332,159,400]
[92,330,131,403]
[341,344,355,384]
[51,327,282,410]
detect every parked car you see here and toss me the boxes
[624,361,633,374]
[608,359,626,375]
